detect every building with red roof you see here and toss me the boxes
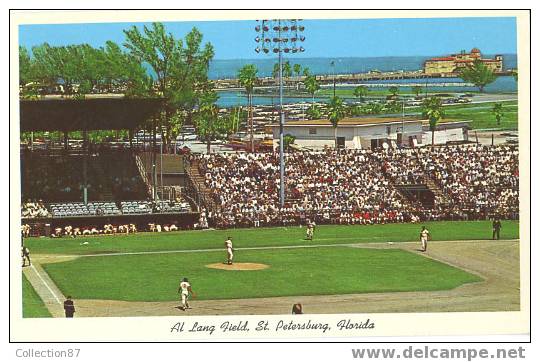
[424,48,503,75]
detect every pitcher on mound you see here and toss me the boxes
[225,236,234,265]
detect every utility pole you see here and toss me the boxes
[331,60,336,97]
[255,19,305,208]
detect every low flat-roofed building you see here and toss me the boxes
[271,117,472,150]
[421,119,472,145]
[271,117,424,150]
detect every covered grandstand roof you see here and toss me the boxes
[20,96,164,132]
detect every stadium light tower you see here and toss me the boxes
[255,19,305,208]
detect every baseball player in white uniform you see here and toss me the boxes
[306,220,315,240]
[420,226,430,252]
[177,277,195,311]
[225,236,234,265]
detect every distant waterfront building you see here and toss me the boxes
[423,48,503,75]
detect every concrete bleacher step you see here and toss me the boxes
[186,159,217,211]
[424,177,452,205]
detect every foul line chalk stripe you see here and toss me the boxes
[30,264,62,305]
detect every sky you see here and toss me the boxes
[18,17,517,60]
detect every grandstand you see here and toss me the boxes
[20,98,199,236]
[190,145,519,228]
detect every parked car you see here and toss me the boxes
[177,134,197,141]
[506,137,518,144]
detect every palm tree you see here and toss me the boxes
[293,63,302,77]
[353,85,369,102]
[306,105,321,120]
[304,75,320,105]
[195,91,220,154]
[412,85,423,98]
[283,134,296,152]
[272,61,292,88]
[422,97,444,147]
[272,63,280,79]
[388,86,399,98]
[283,61,292,78]
[302,67,310,77]
[492,103,504,126]
[327,96,346,148]
[293,63,302,90]
[238,64,258,152]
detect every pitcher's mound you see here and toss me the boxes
[206,262,269,271]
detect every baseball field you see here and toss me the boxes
[21,220,520,317]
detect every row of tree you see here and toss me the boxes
[271,61,310,79]
[19,42,151,97]
[20,22,242,151]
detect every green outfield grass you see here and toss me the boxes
[25,220,519,256]
[22,273,51,318]
[43,247,482,302]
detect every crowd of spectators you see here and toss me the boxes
[194,145,519,228]
[21,200,50,218]
[198,149,416,228]
[48,222,180,238]
[424,145,519,219]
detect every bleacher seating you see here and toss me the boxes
[49,201,121,217]
[88,201,121,216]
[155,201,191,213]
[120,200,152,214]
[49,202,89,217]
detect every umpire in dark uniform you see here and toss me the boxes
[64,296,76,318]
[492,218,502,240]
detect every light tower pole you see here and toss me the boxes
[255,19,305,208]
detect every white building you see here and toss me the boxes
[271,117,471,150]
[421,119,472,145]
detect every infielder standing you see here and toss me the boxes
[306,220,315,241]
[177,277,196,311]
[420,226,430,252]
[225,236,234,265]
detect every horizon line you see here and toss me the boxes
[210,53,518,61]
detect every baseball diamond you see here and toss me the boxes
[21,221,519,317]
